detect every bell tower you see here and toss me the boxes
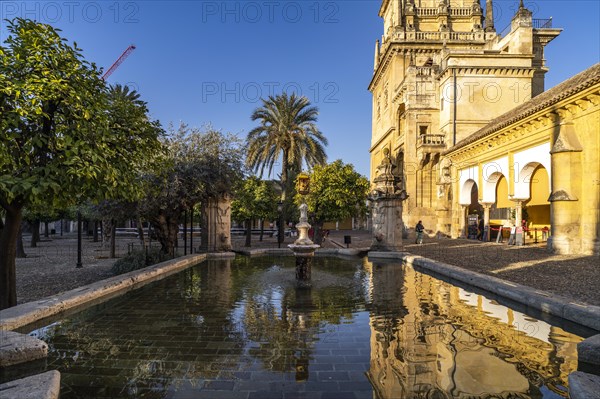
[369,0,561,231]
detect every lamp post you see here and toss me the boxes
[277,201,284,248]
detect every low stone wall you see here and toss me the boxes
[369,251,600,331]
[0,331,48,367]
[0,370,60,399]
[0,253,208,332]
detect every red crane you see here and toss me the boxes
[102,45,136,81]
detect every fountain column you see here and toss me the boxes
[288,174,319,288]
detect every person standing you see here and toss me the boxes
[477,218,484,241]
[416,221,425,244]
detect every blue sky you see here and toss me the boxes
[1,1,599,178]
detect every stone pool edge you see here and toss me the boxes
[0,252,216,332]
[369,251,600,332]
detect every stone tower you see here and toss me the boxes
[369,0,561,233]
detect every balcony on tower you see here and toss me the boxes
[417,129,446,166]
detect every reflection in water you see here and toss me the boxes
[366,261,581,399]
[23,256,584,398]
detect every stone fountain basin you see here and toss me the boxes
[288,243,320,255]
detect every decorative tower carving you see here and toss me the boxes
[369,148,409,252]
[485,0,495,32]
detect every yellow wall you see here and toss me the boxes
[495,176,511,208]
[526,166,550,206]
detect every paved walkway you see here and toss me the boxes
[13,229,600,306]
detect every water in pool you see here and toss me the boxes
[24,256,586,398]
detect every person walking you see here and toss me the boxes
[415,221,425,244]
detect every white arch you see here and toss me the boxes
[482,172,506,203]
[513,143,551,199]
[458,165,478,205]
[481,156,509,203]
[460,179,477,205]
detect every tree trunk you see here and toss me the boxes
[102,219,113,249]
[245,219,252,247]
[151,212,180,257]
[259,219,264,242]
[31,220,40,247]
[93,221,99,242]
[137,217,146,247]
[198,203,208,252]
[313,221,324,245]
[16,222,26,258]
[0,202,23,309]
[44,221,49,238]
[110,220,116,258]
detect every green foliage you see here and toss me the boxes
[231,176,279,223]
[111,248,171,275]
[0,18,164,309]
[298,160,370,224]
[138,123,246,255]
[245,92,328,203]
[0,18,164,209]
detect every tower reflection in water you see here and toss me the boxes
[365,260,581,399]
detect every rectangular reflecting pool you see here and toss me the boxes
[17,256,593,398]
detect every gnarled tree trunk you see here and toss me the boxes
[0,200,23,309]
[150,211,180,257]
[102,218,113,250]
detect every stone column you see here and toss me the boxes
[459,205,468,238]
[481,202,494,242]
[371,197,405,251]
[513,199,523,227]
[206,194,232,252]
[511,198,527,246]
[548,120,583,254]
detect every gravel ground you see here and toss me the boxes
[14,230,600,306]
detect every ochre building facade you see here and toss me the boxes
[369,0,600,255]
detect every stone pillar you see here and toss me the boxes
[513,199,523,227]
[369,148,408,252]
[371,197,405,251]
[481,202,493,242]
[295,253,313,288]
[459,205,468,238]
[206,194,232,252]
[511,199,527,246]
[548,120,583,254]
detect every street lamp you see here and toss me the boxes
[277,200,284,248]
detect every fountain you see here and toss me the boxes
[288,173,319,288]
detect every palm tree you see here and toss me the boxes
[109,83,144,105]
[246,92,328,202]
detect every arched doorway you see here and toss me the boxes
[523,164,551,241]
[460,179,483,239]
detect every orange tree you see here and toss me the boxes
[296,160,370,244]
[0,19,163,309]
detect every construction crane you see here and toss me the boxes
[102,45,136,81]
